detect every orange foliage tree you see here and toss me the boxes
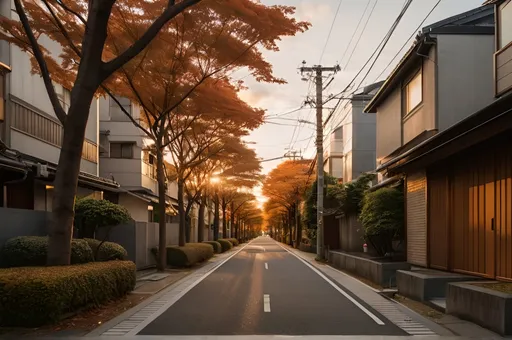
[0,0,309,265]
[262,160,314,247]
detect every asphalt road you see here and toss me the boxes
[139,237,406,336]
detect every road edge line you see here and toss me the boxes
[120,240,253,336]
[275,241,385,326]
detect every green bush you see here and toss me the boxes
[0,261,136,326]
[360,187,404,256]
[166,244,214,267]
[0,236,93,268]
[203,241,222,254]
[227,238,239,246]
[217,239,233,252]
[84,238,128,261]
[74,198,131,238]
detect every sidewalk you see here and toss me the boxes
[282,244,503,339]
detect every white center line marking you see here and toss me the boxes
[265,263,269,270]
[276,241,385,326]
[263,294,271,312]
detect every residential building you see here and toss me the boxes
[0,2,117,212]
[324,81,383,182]
[366,3,512,281]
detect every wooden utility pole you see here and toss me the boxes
[300,62,340,260]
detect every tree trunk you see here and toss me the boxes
[156,146,167,271]
[213,191,220,240]
[185,200,193,243]
[47,88,96,265]
[295,201,301,249]
[178,177,186,246]
[197,193,206,242]
[222,197,227,238]
[230,202,235,240]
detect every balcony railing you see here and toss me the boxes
[10,98,98,163]
[495,41,512,97]
[142,161,157,180]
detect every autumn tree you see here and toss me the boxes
[262,160,314,247]
[0,0,309,266]
[0,0,207,265]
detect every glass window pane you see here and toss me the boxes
[406,71,422,113]
[121,144,133,158]
[110,143,121,158]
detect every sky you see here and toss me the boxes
[238,0,485,207]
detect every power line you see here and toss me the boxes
[343,0,379,70]
[339,0,372,67]
[374,0,442,82]
[319,0,344,64]
[324,0,413,127]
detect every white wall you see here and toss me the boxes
[119,193,149,222]
[437,34,495,131]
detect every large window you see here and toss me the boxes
[405,70,422,115]
[53,81,71,113]
[110,142,133,158]
[110,96,132,118]
[499,0,512,49]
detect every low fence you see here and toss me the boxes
[0,208,180,270]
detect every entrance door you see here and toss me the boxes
[484,160,495,278]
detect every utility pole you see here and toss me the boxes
[300,61,340,260]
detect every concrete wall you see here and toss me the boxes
[119,193,149,222]
[339,215,365,252]
[376,87,402,164]
[402,46,436,144]
[351,100,376,180]
[0,207,49,246]
[437,34,495,131]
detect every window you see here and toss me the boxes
[110,96,132,117]
[405,70,422,115]
[499,1,512,49]
[334,127,343,140]
[110,142,133,158]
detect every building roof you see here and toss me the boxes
[364,5,495,113]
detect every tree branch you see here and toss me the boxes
[102,0,203,76]
[55,0,87,25]
[41,0,81,58]
[13,0,67,124]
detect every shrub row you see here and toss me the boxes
[217,239,233,252]
[0,261,136,327]
[203,241,222,254]
[226,238,239,247]
[166,243,214,267]
[0,236,128,268]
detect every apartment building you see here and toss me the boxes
[323,81,383,182]
[0,2,117,211]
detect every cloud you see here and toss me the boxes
[295,1,331,22]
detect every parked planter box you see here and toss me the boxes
[329,250,410,288]
[447,282,512,336]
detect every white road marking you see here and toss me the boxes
[121,241,254,336]
[263,294,271,312]
[276,242,385,326]
[265,263,269,270]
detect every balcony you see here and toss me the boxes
[495,41,512,97]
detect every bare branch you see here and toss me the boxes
[103,0,203,76]
[41,0,81,57]
[55,0,87,25]
[13,0,67,124]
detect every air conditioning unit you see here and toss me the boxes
[36,164,49,178]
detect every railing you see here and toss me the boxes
[142,160,157,180]
[10,99,98,163]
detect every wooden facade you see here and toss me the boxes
[427,133,512,280]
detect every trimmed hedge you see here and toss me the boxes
[203,241,222,254]
[0,236,93,268]
[217,239,233,252]
[84,238,128,261]
[0,261,136,326]
[227,238,239,247]
[166,244,214,267]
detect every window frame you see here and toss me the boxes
[110,142,134,159]
[110,96,132,117]
[0,73,4,122]
[403,68,423,117]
